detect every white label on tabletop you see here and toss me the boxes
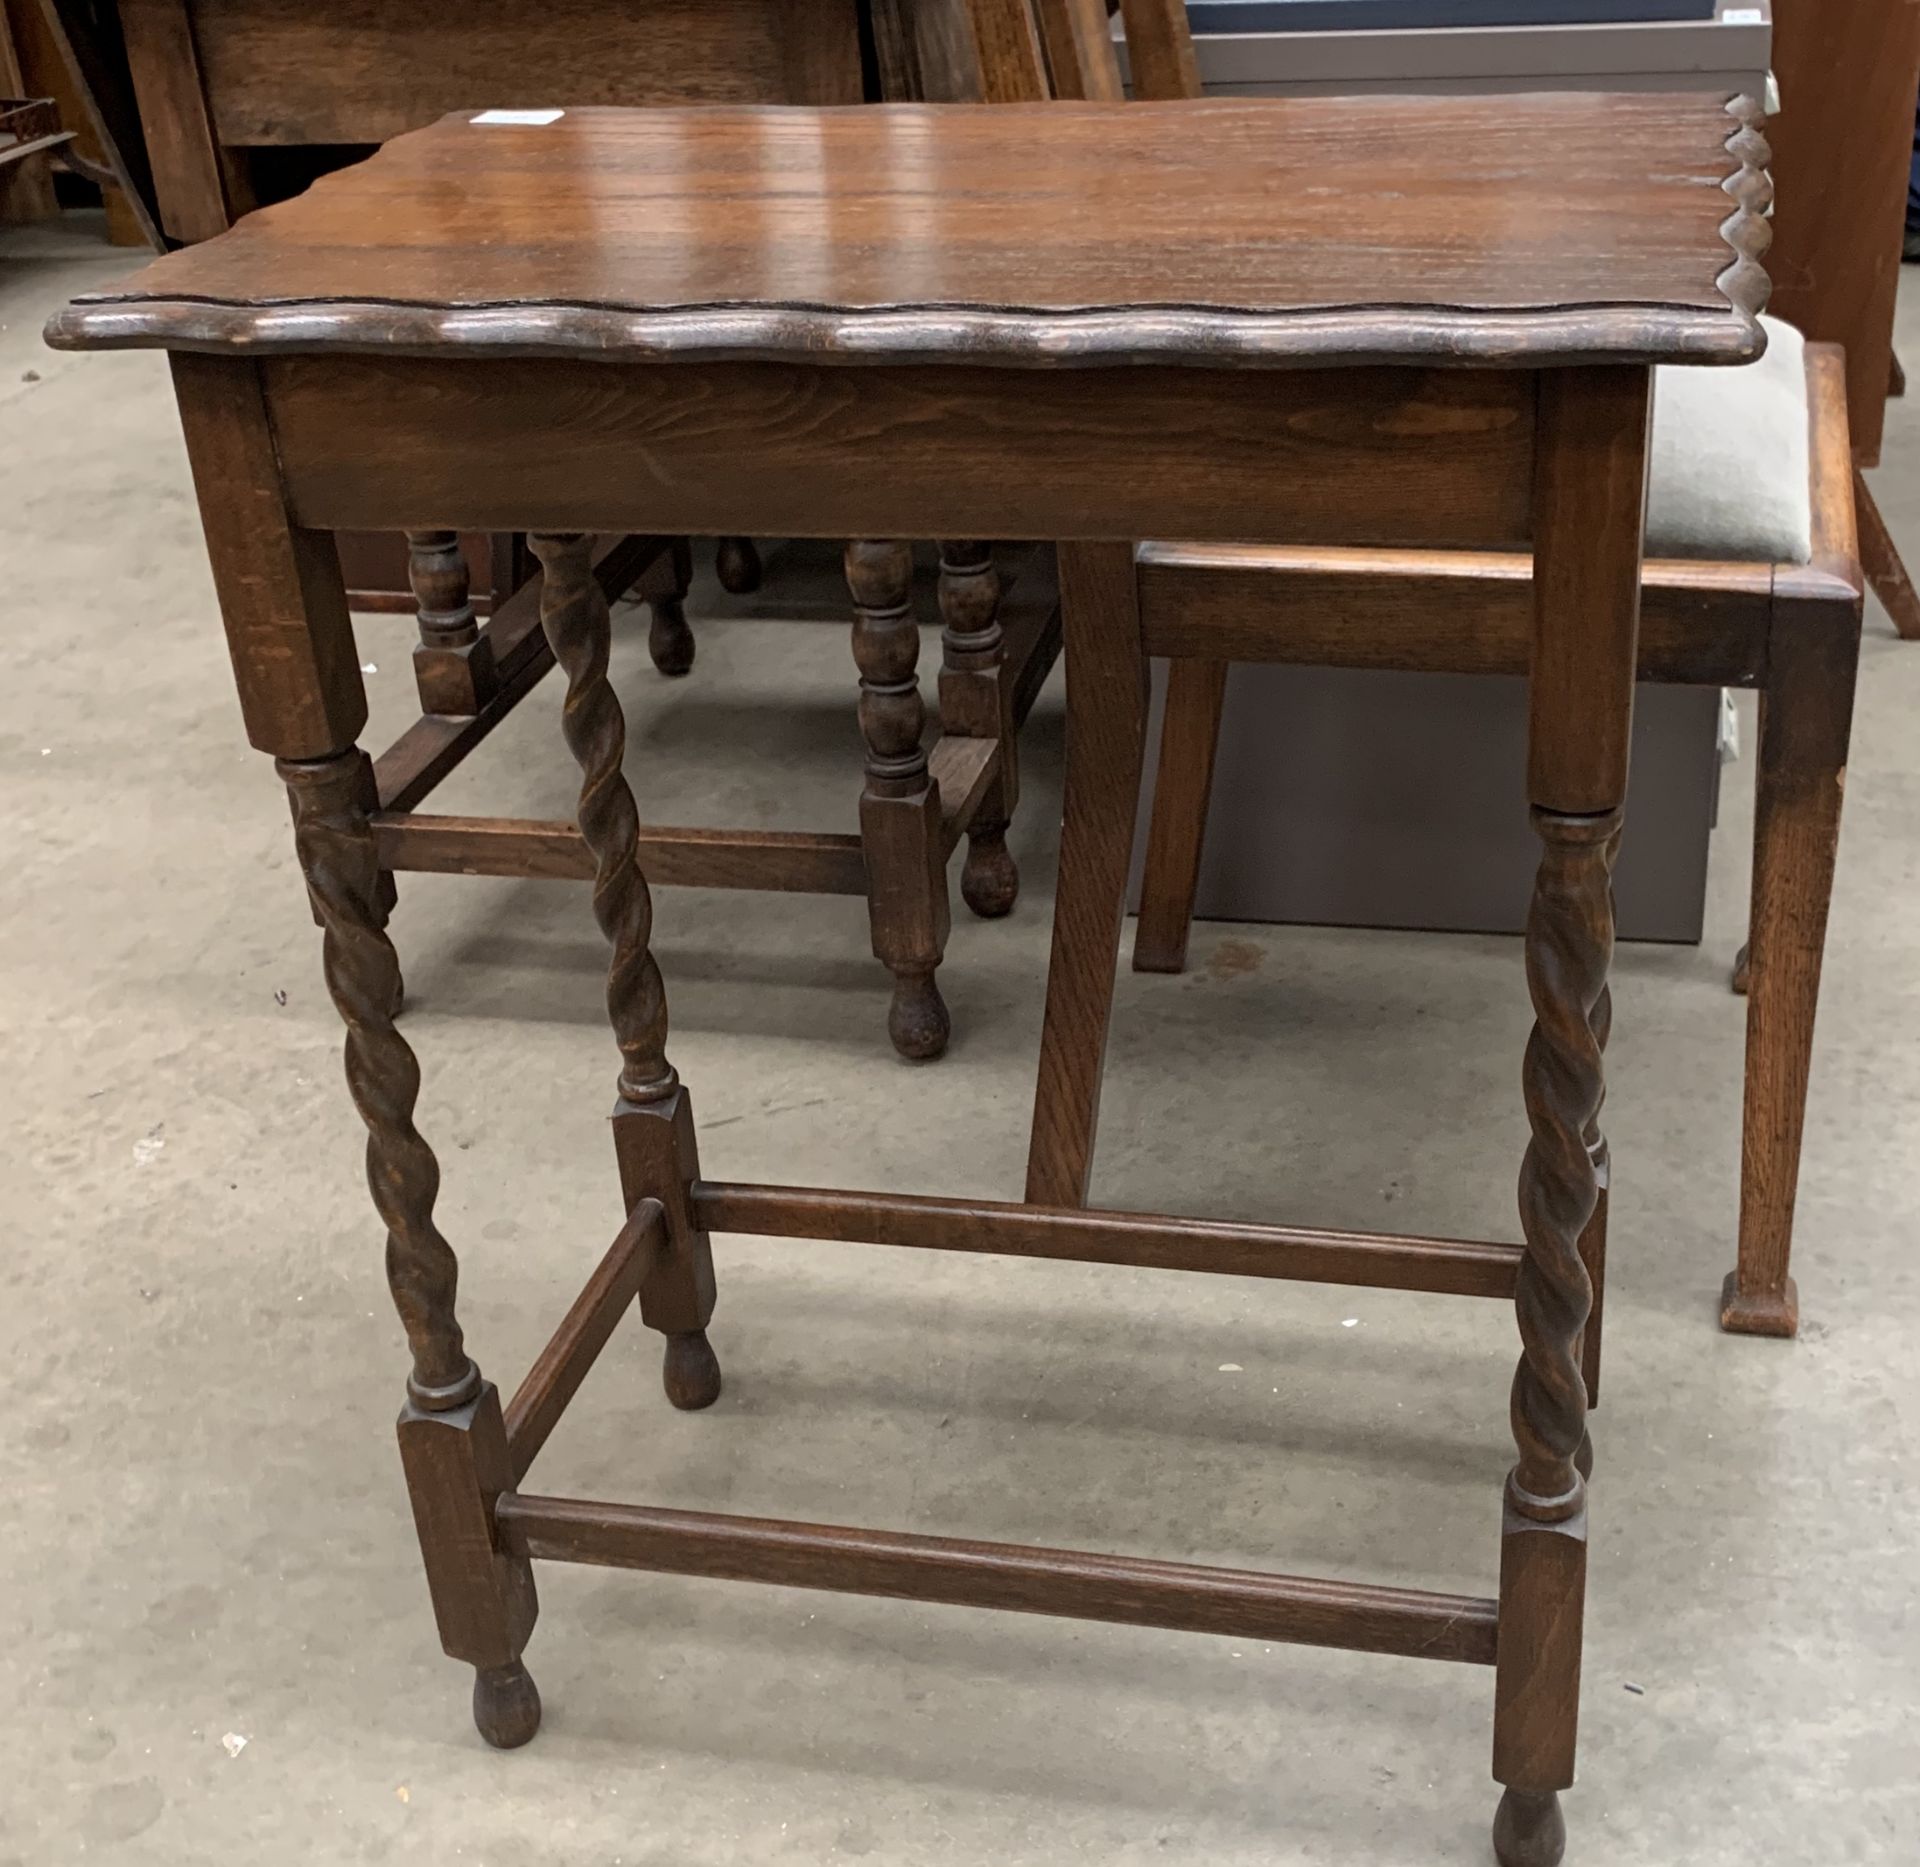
[471,109,565,126]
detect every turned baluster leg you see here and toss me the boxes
[938,540,1020,919]
[169,357,533,1745]
[408,529,498,715]
[715,536,763,595]
[1493,367,1650,1867]
[847,539,952,1060]
[528,531,720,1409]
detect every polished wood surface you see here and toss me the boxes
[52,94,1768,367]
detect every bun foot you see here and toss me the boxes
[472,1661,542,1749]
[1493,1790,1566,1867]
[1731,940,1750,996]
[960,831,1019,918]
[663,1329,723,1410]
[648,599,695,676]
[1720,1269,1799,1338]
[716,536,763,595]
[887,970,951,1061]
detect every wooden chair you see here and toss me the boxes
[1022,0,1863,1344]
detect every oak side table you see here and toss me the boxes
[49,93,1771,1867]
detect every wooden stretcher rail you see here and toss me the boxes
[502,1201,664,1483]
[930,735,999,852]
[691,1182,1522,1299]
[494,1493,1500,1664]
[371,814,871,894]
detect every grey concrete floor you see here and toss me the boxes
[4,217,1918,1867]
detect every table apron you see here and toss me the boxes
[259,355,1539,549]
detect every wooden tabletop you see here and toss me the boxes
[47,94,1771,369]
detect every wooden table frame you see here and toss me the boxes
[178,348,1648,1865]
[50,87,1773,1866]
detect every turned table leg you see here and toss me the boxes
[1493,368,1650,1867]
[529,532,720,1408]
[282,750,540,1746]
[938,540,1020,919]
[407,529,498,716]
[171,357,536,1742]
[847,539,951,1060]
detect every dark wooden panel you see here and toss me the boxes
[497,1493,1502,1664]
[118,0,229,240]
[258,356,1540,551]
[1766,0,1920,464]
[34,2,165,245]
[189,0,865,146]
[53,93,1766,367]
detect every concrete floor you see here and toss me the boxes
[5,217,1918,1867]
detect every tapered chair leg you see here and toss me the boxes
[1854,469,1920,640]
[1133,656,1228,974]
[1026,543,1150,1208]
[1723,598,1862,1336]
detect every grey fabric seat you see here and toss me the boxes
[1647,314,1810,565]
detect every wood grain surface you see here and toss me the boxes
[254,355,1543,550]
[186,0,865,146]
[50,94,1767,367]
